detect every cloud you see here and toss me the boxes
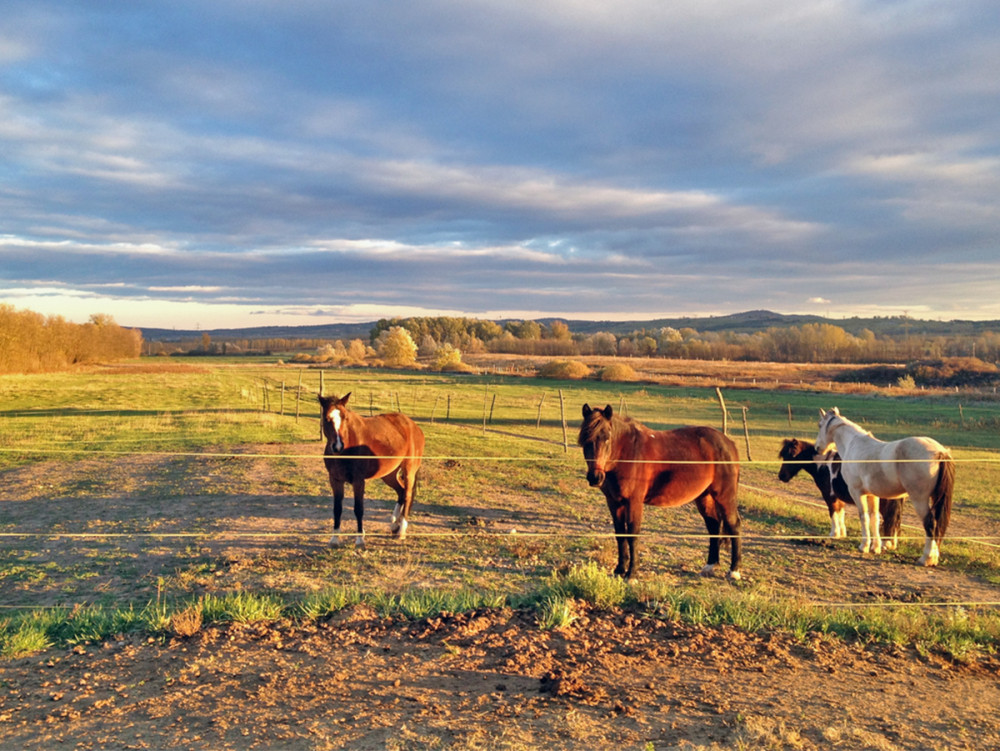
[1,1,999,327]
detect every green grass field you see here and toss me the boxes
[2,359,1000,659]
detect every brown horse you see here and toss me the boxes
[319,393,424,547]
[578,404,743,580]
[778,438,902,546]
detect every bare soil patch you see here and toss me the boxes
[3,606,999,750]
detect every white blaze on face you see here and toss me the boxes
[328,406,344,452]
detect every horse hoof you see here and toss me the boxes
[919,556,938,567]
[727,570,742,582]
[330,535,343,547]
[354,536,366,548]
[391,518,409,540]
[700,564,717,577]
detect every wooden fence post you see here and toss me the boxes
[741,406,753,462]
[430,395,441,423]
[482,383,489,433]
[715,387,728,436]
[559,389,568,452]
[295,371,302,422]
[536,393,545,428]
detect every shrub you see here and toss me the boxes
[597,363,638,382]
[431,343,474,373]
[537,360,591,380]
[906,357,999,388]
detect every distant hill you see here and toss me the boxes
[137,321,374,342]
[134,310,997,342]
[550,310,995,338]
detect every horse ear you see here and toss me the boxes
[819,408,826,418]
[339,392,352,406]
[582,404,592,418]
[602,405,613,420]
[831,406,840,416]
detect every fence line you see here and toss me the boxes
[3,530,1000,544]
[1,445,997,465]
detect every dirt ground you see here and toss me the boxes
[2,603,1000,751]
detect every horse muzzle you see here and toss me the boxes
[587,468,606,487]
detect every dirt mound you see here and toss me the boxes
[3,606,999,750]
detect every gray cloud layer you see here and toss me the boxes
[2,1,999,326]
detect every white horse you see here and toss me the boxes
[815,408,955,566]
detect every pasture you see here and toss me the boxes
[2,360,1000,749]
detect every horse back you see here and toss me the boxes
[360,412,424,460]
[630,425,739,508]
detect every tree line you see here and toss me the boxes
[0,305,142,374]
[370,316,1000,365]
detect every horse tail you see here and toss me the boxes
[930,452,955,544]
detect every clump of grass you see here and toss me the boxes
[0,617,52,658]
[370,587,507,619]
[298,586,365,620]
[200,591,285,623]
[524,562,630,612]
[535,595,578,630]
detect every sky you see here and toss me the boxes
[2,1,1000,331]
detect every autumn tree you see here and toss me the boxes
[376,326,417,367]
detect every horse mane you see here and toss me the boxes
[578,411,636,447]
[779,438,818,462]
[828,410,874,439]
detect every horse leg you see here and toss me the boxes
[623,502,644,580]
[389,465,419,540]
[915,496,939,566]
[605,495,630,577]
[827,499,846,538]
[694,494,723,577]
[869,496,882,555]
[851,485,874,553]
[881,497,901,551]
[384,470,407,539]
[351,479,366,548]
[722,505,742,580]
[329,479,346,547]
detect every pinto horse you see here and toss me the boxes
[578,404,742,580]
[778,438,902,545]
[319,393,424,547]
[815,408,955,566]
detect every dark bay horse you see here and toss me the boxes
[816,408,955,565]
[778,438,902,545]
[319,393,424,547]
[578,404,742,580]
